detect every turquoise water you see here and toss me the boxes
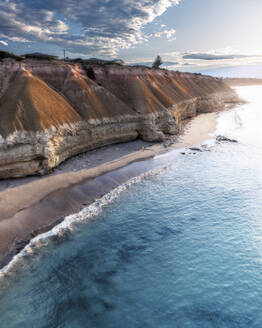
[1,86,262,328]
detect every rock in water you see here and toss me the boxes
[216,135,238,143]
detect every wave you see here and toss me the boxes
[0,165,167,279]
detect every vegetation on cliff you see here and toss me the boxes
[0,51,23,61]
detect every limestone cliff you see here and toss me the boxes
[0,59,239,178]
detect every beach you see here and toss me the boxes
[0,111,218,269]
[3,85,262,328]
[1,1,262,325]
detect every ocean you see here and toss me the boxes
[0,85,262,328]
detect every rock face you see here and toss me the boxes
[0,59,239,178]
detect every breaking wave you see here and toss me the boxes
[0,165,167,278]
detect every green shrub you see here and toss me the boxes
[24,53,58,61]
[0,51,23,61]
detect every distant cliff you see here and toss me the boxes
[224,78,262,86]
[0,59,239,178]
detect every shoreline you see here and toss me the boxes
[0,110,228,269]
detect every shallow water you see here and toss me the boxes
[1,86,262,328]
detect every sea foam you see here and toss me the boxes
[0,165,167,278]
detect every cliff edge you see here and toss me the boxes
[0,59,239,178]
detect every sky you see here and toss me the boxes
[1,0,262,73]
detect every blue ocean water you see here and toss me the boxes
[1,86,262,328]
[194,64,262,78]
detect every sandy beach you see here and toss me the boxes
[0,111,217,268]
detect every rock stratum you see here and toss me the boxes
[0,59,239,178]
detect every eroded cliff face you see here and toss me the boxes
[0,59,239,178]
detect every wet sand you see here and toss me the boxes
[0,112,217,269]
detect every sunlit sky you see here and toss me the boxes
[0,0,262,73]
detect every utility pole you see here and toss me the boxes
[63,49,66,61]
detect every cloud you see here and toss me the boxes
[160,49,262,71]
[183,53,247,61]
[0,0,180,56]
[149,28,176,41]
[0,40,8,46]
[0,34,30,43]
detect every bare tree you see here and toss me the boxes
[152,55,163,69]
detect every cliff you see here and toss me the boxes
[0,59,239,178]
[224,78,262,86]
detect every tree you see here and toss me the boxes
[152,55,163,69]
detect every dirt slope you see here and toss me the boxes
[0,59,239,178]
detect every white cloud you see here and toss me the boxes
[0,35,30,43]
[0,0,180,56]
[0,40,8,46]
[161,49,262,70]
[149,28,176,41]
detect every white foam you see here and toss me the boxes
[0,166,166,278]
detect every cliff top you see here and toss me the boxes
[0,51,220,81]
[0,58,233,138]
